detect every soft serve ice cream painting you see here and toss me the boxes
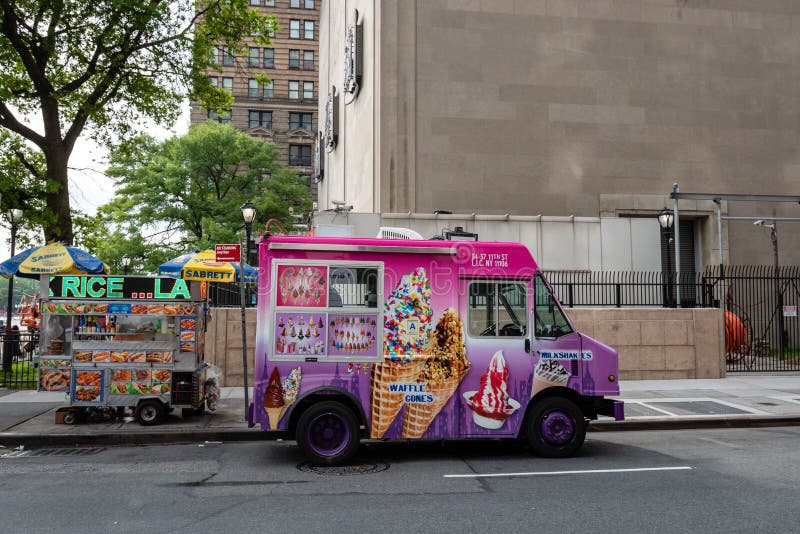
[465,351,520,429]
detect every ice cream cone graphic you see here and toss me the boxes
[370,268,434,439]
[401,308,470,439]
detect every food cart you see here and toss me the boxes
[37,275,213,425]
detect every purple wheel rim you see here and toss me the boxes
[540,410,574,446]
[307,411,350,457]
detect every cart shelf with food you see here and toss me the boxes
[38,275,214,425]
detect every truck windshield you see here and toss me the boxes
[534,275,573,338]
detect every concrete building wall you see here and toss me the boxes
[318,1,800,268]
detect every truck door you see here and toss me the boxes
[530,274,583,396]
[459,279,532,437]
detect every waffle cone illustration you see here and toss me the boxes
[370,358,427,438]
[266,406,288,429]
[401,366,468,438]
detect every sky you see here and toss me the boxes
[0,104,191,253]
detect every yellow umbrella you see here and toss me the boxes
[157,249,257,283]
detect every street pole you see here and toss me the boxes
[772,224,785,361]
[3,210,21,372]
[239,201,256,421]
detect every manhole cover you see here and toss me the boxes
[297,461,389,476]
[1,447,105,459]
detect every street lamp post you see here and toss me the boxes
[121,255,131,275]
[658,208,675,308]
[3,208,23,372]
[755,220,784,360]
[239,201,257,419]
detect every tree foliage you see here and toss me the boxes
[88,121,311,274]
[0,0,276,243]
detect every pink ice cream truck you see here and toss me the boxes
[250,234,624,464]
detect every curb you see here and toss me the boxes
[590,415,800,432]
[2,417,800,448]
[0,429,290,448]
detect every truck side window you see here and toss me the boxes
[534,275,572,338]
[468,281,527,337]
[330,267,379,308]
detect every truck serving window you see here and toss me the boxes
[534,275,572,338]
[468,281,527,337]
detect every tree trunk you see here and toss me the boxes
[42,143,74,244]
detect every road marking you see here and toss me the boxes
[444,466,693,479]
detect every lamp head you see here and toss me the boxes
[241,201,257,225]
[657,207,674,229]
[754,220,764,226]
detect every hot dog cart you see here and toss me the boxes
[37,275,213,425]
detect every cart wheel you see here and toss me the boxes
[135,399,165,426]
[62,411,77,425]
[525,396,586,458]
[296,401,359,466]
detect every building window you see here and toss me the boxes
[304,20,314,40]
[222,77,233,92]
[264,0,274,5]
[248,79,259,97]
[263,48,274,68]
[303,81,314,99]
[249,0,259,5]
[289,50,300,69]
[207,110,231,124]
[210,47,219,65]
[263,80,274,98]
[289,144,312,166]
[289,112,312,130]
[289,80,299,99]
[248,47,259,67]
[290,20,300,39]
[303,50,314,70]
[222,46,234,66]
[208,76,218,87]
[305,0,315,8]
[290,0,300,7]
[249,111,272,129]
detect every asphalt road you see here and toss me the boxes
[1,427,798,533]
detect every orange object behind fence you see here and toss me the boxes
[724,310,748,354]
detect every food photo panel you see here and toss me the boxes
[274,312,327,356]
[328,314,378,357]
[276,265,328,307]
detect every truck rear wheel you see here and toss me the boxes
[296,401,359,466]
[525,396,586,458]
[135,399,165,426]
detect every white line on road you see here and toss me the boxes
[444,466,693,479]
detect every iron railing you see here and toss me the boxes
[0,329,39,389]
[207,283,258,308]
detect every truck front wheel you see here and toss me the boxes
[296,401,359,466]
[525,397,586,458]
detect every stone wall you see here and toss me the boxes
[207,307,725,386]
[568,308,725,380]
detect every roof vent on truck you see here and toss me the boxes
[376,227,424,240]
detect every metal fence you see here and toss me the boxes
[545,266,800,372]
[0,329,39,389]
[207,283,257,308]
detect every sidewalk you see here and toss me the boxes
[1,375,799,448]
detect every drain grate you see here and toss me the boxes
[623,403,669,418]
[1,447,105,459]
[297,461,389,476]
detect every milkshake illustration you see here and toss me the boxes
[531,358,570,397]
[464,350,519,430]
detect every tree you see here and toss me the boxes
[0,0,276,244]
[90,121,311,273]
[0,129,46,248]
